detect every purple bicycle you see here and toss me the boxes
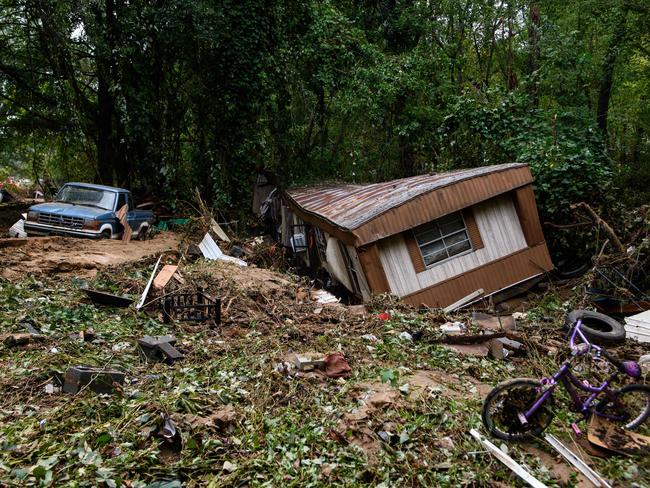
[482,318,650,440]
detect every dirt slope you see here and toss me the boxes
[0,232,181,280]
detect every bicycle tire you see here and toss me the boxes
[595,384,650,430]
[482,378,555,441]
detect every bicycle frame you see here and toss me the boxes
[521,319,626,424]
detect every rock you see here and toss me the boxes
[434,436,455,452]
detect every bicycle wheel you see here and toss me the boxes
[595,384,650,430]
[482,378,555,441]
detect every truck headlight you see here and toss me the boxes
[27,211,39,221]
[83,219,100,230]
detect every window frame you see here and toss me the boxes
[413,212,473,268]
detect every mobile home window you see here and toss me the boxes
[414,212,472,267]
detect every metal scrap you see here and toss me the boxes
[62,366,125,395]
[198,233,246,266]
[138,335,184,363]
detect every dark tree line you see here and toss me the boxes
[1,0,649,227]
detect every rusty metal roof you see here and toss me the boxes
[286,163,528,233]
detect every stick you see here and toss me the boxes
[570,202,625,254]
[469,429,547,488]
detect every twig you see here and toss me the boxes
[543,221,590,229]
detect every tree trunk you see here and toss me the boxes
[596,10,628,135]
[94,0,119,185]
[527,2,541,106]
[96,72,113,185]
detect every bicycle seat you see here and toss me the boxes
[601,349,641,378]
[621,360,642,379]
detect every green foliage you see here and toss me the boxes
[0,0,649,253]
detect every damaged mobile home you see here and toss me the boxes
[274,163,553,308]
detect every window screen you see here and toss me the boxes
[413,212,471,267]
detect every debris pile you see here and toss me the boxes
[0,216,649,486]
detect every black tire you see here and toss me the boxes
[137,224,150,241]
[564,309,626,345]
[595,384,650,430]
[553,260,591,280]
[482,378,555,441]
[99,229,111,240]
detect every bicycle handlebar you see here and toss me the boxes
[570,318,626,373]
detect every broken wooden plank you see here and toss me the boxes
[153,264,179,290]
[472,312,516,332]
[210,218,231,243]
[504,331,553,355]
[115,204,133,243]
[83,288,134,307]
[444,289,484,313]
[544,434,611,488]
[469,429,547,488]
[489,339,505,359]
[62,366,125,395]
[441,331,506,345]
[2,332,45,347]
[172,272,186,285]
[444,343,490,357]
[138,335,184,363]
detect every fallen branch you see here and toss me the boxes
[570,202,625,254]
[543,221,590,229]
[439,332,506,345]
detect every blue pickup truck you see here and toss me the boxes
[24,183,155,239]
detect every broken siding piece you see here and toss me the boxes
[136,255,162,310]
[199,233,247,266]
[443,289,484,313]
[624,310,650,343]
[544,434,612,488]
[469,429,547,488]
[513,186,545,246]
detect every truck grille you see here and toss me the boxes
[38,213,85,229]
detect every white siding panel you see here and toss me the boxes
[378,194,528,297]
[325,237,353,291]
[378,234,419,296]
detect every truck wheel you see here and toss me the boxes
[564,310,626,345]
[100,229,112,240]
[137,225,150,241]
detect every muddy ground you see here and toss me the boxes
[0,233,181,280]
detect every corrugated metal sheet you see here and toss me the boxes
[285,163,532,245]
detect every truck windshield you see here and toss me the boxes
[55,186,116,211]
